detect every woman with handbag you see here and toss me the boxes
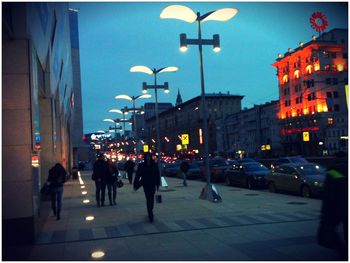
[47,163,67,220]
[134,152,160,222]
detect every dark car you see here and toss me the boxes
[271,156,308,169]
[176,161,201,180]
[200,157,230,182]
[238,158,257,163]
[225,162,270,189]
[162,162,181,177]
[266,163,326,198]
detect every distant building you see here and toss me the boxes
[3,3,82,245]
[221,101,283,158]
[146,93,243,156]
[272,28,348,156]
[144,102,173,120]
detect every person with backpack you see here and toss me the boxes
[47,163,67,220]
[92,154,109,207]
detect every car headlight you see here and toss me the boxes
[314,181,323,187]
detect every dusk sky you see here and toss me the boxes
[69,2,348,134]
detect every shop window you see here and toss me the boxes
[324,64,331,71]
[328,117,334,125]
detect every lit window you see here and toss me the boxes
[328,118,334,125]
[314,63,320,71]
[337,64,344,72]
[294,70,300,79]
[283,75,289,84]
[306,65,312,74]
[324,65,331,71]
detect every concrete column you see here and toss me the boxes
[2,38,35,244]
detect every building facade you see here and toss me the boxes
[146,93,243,156]
[272,28,348,156]
[222,101,283,158]
[69,9,86,165]
[3,3,82,244]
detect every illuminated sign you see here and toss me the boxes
[199,129,203,144]
[303,131,310,142]
[143,145,149,152]
[281,126,319,135]
[176,144,182,151]
[181,134,189,145]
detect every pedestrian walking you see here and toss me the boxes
[47,163,67,220]
[125,159,136,184]
[133,152,160,222]
[106,159,119,206]
[318,151,348,259]
[92,154,109,207]
[180,160,190,186]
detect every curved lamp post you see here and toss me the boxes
[160,5,238,202]
[130,65,178,178]
[115,94,151,158]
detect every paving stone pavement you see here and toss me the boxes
[3,170,345,261]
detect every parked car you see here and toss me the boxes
[266,163,326,198]
[225,162,270,189]
[200,157,230,182]
[271,156,308,169]
[162,162,181,177]
[176,161,201,180]
[238,158,257,163]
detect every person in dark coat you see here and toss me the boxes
[134,152,160,222]
[92,154,109,207]
[47,163,67,220]
[318,151,348,259]
[106,159,119,206]
[180,160,190,186]
[125,159,136,184]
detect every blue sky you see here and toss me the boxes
[69,2,348,134]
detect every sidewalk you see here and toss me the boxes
[4,170,343,260]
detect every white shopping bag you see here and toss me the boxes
[161,176,168,188]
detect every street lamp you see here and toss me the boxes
[160,5,238,202]
[115,94,151,158]
[130,65,178,179]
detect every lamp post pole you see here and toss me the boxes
[153,72,163,177]
[160,4,238,202]
[196,14,211,186]
[130,65,178,181]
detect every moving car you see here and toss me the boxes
[225,162,270,189]
[266,163,326,198]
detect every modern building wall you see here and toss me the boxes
[69,9,85,165]
[273,28,348,156]
[2,3,80,244]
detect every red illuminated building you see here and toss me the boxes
[273,28,348,156]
